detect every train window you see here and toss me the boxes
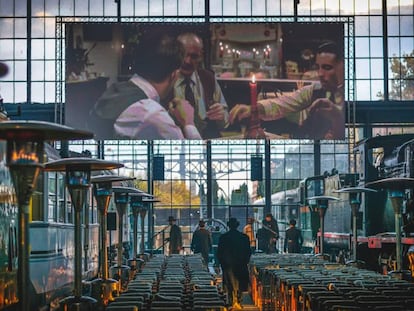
[31,191,44,221]
[31,174,44,221]
[48,193,57,222]
[48,172,69,223]
[58,199,66,222]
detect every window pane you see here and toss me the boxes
[15,60,27,80]
[355,37,370,57]
[355,0,369,14]
[0,18,14,38]
[355,58,370,79]
[32,60,45,80]
[0,0,15,16]
[388,16,401,36]
[14,82,27,102]
[320,155,335,173]
[370,59,384,79]
[369,0,383,14]
[387,0,400,14]
[400,15,414,36]
[370,37,383,57]
[75,0,90,16]
[31,81,45,102]
[371,79,384,99]
[0,39,16,58]
[32,39,45,58]
[400,37,414,55]
[369,16,383,36]
[355,16,369,36]
[356,79,371,100]
[388,37,401,56]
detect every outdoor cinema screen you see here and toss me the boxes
[65,22,345,140]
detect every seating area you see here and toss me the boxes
[106,253,227,311]
[249,253,414,311]
[104,251,414,311]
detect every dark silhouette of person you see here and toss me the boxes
[167,216,182,255]
[217,218,251,309]
[191,219,212,266]
[262,213,279,254]
[256,227,268,253]
[284,219,303,253]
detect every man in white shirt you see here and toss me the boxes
[89,32,201,140]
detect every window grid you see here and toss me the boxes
[0,0,413,212]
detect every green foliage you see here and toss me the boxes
[154,181,201,207]
[389,51,414,100]
[134,177,200,207]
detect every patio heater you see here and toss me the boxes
[110,186,148,290]
[334,187,377,263]
[306,195,340,256]
[129,195,158,270]
[0,120,93,311]
[44,158,122,310]
[89,174,133,308]
[366,177,414,279]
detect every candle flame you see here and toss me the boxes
[252,74,256,84]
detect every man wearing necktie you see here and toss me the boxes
[229,40,345,140]
[90,32,201,140]
[173,32,229,139]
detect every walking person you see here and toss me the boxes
[256,227,268,253]
[167,216,183,255]
[262,213,279,254]
[217,218,252,309]
[284,219,303,253]
[191,220,213,266]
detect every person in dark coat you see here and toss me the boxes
[191,219,212,266]
[217,217,252,309]
[167,216,183,255]
[284,219,303,253]
[256,227,268,253]
[262,213,279,254]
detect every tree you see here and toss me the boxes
[154,181,201,207]
[134,177,200,207]
[389,51,414,100]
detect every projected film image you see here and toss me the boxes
[65,23,345,140]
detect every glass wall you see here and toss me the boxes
[1,0,413,231]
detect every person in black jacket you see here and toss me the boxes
[217,217,252,309]
[167,216,183,255]
[284,219,303,253]
[191,220,212,266]
[262,213,279,254]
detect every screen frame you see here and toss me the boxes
[58,16,354,141]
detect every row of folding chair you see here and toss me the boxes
[249,253,414,311]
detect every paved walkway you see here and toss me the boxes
[209,265,260,311]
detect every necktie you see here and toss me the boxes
[183,77,206,133]
[184,78,195,106]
